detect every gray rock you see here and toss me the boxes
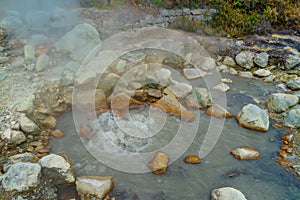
[235,51,255,69]
[156,16,164,24]
[195,15,205,21]
[36,54,49,72]
[208,9,217,16]
[285,54,300,69]
[65,61,80,73]
[264,75,276,82]
[145,15,156,25]
[211,187,247,200]
[175,9,183,16]
[2,162,41,192]
[0,16,23,31]
[239,71,253,79]
[183,68,207,80]
[253,69,271,77]
[237,104,269,132]
[156,68,171,86]
[76,176,114,199]
[218,65,229,73]
[1,129,26,145]
[169,10,176,16]
[293,91,300,100]
[39,154,75,183]
[0,56,8,64]
[183,8,191,15]
[0,71,7,81]
[191,9,202,15]
[222,56,236,66]
[212,83,230,92]
[268,93,298,113]
[229,68,238,75]
[19,115,39,134]
[55,23,101,63]
[285,109,300,128]
[24,44,35,61]
[11,56,25,68]
[254,52,269,68]
[195,57,216,71]
[168,81,193,98]
[160,9,169,17]
[9,153,37,164]
[186,88,212,109]
[97,73,120,96]
[287,78,300,90]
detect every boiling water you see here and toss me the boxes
[51,75,300,200]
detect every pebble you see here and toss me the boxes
[184,155,201,164]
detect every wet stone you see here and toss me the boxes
[150,151,169,174]
[211,187,247,200]
[184,155,201,164]
[230,146,261,160]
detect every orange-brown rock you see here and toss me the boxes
[152,93,195,122]
[79,126,92,140]
[230,146,261,160]
[150,151,169,174]
[51,130,65,138]
[40,116,56,129]
[206,104,233,118]
[95,89,108,115]
[184,155,201,164]
[111,92,145,111]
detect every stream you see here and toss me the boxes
[51,74,300,200]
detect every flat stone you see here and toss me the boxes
[95,89,108,114]
[285,109,300,128]
[36,53,49,72]
[191,9,202,15]
[239,71,253,79]
[39,154,75,183]
[206,104,233,118]
[9,153,37,164]
[211,187,247,200]
[150,151,169,174]
[147,89,162,98]
[280,74,298,83]
[221,78,232,84]
[183,68,207,80]
[222,56,236,66]
[19,115,39,134]
[287,78,300,90]
[236,104,269,132]
[268,93,298,113]
[235,51,255,69]
[1,129,26,145]
[167,81,192,98]
[253,69,271,77]
[76,176,114,199]
[212,83,230,92]
[264,75,276,82]
[254,52,269,68]
[230,146,261,160]
[2,163,41,192]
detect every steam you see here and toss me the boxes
[0,0,81,40]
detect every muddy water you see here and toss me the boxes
[51,75,300,200]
